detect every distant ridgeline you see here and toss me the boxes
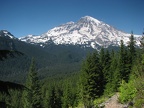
[0,30,16,50]
[0,25,142,82]
[0,30,94,82]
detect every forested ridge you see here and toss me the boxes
[0,38,94,82]
[0,32,144,108]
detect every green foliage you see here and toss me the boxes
[22,58,42,108]
[94,96,107,108]
[134,76,144,108]
[119,52,144,107]
[1,31,144,108]
[0,43,94,82]
[119,80,137,103]
[8,90,23,108]
[127,32,136,64]
[41,73,80,108]
[117,38,135,83]
[62,82,72,108]
[104,50,119,95]
[48,87,62,108]
[100,49,111,85]
[80,51,104,107]
[118,40,129,82]
[132,54,144,108]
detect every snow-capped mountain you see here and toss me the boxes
[0,30,17,50]
[19,16,141,49]
[0,30,16,39]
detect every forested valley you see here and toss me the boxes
[0,33,144,108]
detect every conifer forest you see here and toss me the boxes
[0,33,144,108]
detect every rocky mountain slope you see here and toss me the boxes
[0,30,17,50]
[19,16,141,49]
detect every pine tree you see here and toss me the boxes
[49,86,61,108]
[62,81,78,108]
[10,90,23,108]
[104,50,119,94]
[110,50,120,90]
[128,31,136,64]
[103,50,111,84]
[42,88,50,108]
[80,52,104,107]
[132,33,144,107]
[118,33,136,83]
[118,40,129,82]
[62,82,71,108]
[99,47,105,69]
[126,32,136,77]
[23,58,42,108]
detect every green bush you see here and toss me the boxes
[119,80,137,103]
[134,77,144,108]
[94,96,108,108]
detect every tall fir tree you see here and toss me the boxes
[49,86,62,108]
[62,82,72,108]
[22,58,42,108]
[103,50,111,85]
[118,40,131,82]
[127,31,136,76]
[109,50,119,91]
[118,40,126,82]
[104,50,119,94]
[80,52,104,108]
[99,47,105,69]
[128,31,136,64]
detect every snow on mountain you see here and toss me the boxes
[19,16,141,49]
[0,30,16,39]
[0,30,17,50]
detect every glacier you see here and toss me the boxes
[19,16,141,49]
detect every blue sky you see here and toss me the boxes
[0,0,144,37]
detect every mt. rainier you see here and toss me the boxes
[20,16,140,49]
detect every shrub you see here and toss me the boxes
[119,80,137,103]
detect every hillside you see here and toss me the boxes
[0,30,94,82]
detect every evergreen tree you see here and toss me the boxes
[128,31,136,64]
[134,54,144,108]
[42,88,50,108]
[104,50,119,94]
[23,58,42,108]
[99,47,105,69]
[9,90,23,108]
[110,50,120,90]
[62,81,78,108]
[49,86,62,108]
[80,52,104,108]
[103,50,111,84]
[118,40,130,82]
[118,34,135,83]
[126,32,136,77]
[62,82,72,108]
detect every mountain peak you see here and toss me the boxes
[66,21,75,25]
[0,30,16,39]
[82,16,98,20]
[19,16,140,49]
[79,16,101,26]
